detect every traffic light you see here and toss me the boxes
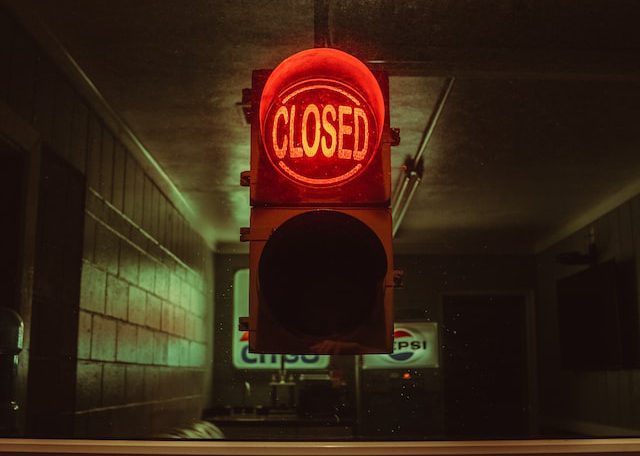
[240,48,394,355]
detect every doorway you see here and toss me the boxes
[442,293,529,438]
[0,139,26,313]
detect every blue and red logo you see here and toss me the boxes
[389,328,428,362]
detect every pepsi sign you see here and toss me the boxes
[233,269,329,369]
[362,323,439,369]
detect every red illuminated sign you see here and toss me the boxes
[260,49,385,188]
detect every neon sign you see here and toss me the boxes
[260,48,385,188]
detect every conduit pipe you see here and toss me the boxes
[391,77,455,237]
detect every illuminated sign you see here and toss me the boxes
[232,269,329,369]
[260,48,385,188]
[362,323,439,369]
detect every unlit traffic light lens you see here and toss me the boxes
[258,211,387,339]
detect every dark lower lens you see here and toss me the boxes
[258,211,387,338]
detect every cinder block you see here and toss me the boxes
[143,366,159,401]
[156,367,176,399]
[102,362,125,406]
[85,190,101,216]
[139,254,156,292]
[77,310,93,359]
[154,264,169,299]
[106,203,129,238]
[83,214,96,262]
[185,313,196,340]
[194,316,206,343]
[112,142,126,212]
[86,116,102,192]
[169,273,181,305]
[91,315,116,361]
[189,341,205,368]
[191,290,205,318]
[76,361,102,411]
[149,185,159,240]
[152,332,168,366]
[137,327,154,364]
[157,195,167,246]
[188,370,205,395]
[161,301,174,334]
[165,211,174,254]
[174,307,185,337]
[80,262,106,314]
[106,274,128,320]
[123,153,137,220]
[175,263,187,281]
[179,280,192,310]
[142,176,153,233]
[116,321,138,363]
[100,129,114,202]
[95,224,119,275]
[128,286,146,326]
[125,365,145,403]
[145,294,162,330]
[167,336,181,367]
[133,164,145,227]
[119,242,139,285]
[179,339,189,367]
[147,243,164,264]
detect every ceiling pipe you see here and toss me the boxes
[414,77,456,163]
[391,77,455,237]
[390,155,413,210]
[393,159,423,238]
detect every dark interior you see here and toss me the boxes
[3,0,640,447]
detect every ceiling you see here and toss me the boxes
[15,0,640,254]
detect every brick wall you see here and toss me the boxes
[1,7,213,438]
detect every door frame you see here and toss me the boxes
[0,100,42,436]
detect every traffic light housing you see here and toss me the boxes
[241,48,394,355]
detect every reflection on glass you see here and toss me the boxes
[2,0,640,443]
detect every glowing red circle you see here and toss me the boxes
[260,48,385,188]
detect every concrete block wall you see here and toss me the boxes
[1,7,212,438]
[76,189,209,438]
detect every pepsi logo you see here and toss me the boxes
[389,328,428,362]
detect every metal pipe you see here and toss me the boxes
[391,78,455,237]
[393,175,422,237]
[391,171,413,220]
[414,78,455,164]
